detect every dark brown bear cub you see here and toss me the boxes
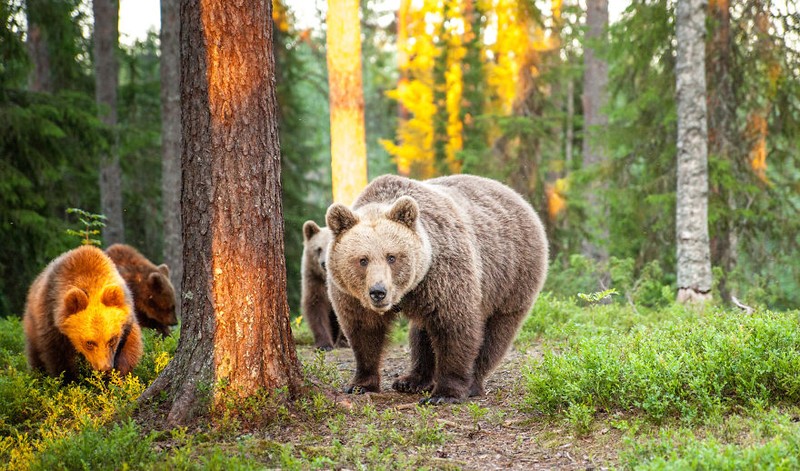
[23,245,144,380]
[326,174,548,404]
[302,221,347,351]
[106,244,177,337]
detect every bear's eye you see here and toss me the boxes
[387,255,396,264]
[86,341,97,351]
[316,248,323,255]
[359,257,368,267]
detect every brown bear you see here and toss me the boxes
[106,244,177,337]
[326,174,548,404]
[302,221,347,350]
[23,245,144,380]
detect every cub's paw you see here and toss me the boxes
[419,395,462,405]
[392,376,433,394]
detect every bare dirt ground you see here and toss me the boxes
[296,343,621,470]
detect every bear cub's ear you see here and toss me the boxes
[101,285,126,308]
[303,220,321,242]
[148,272,166,293]
[326,204,359,237]
[387,196,419,230]
[157,263,170,277]
[64,287,89,316]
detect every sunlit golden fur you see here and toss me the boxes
[23,245,143,379]
[106,243,177,337]
[326,174,548,403]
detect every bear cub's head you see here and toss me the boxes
[56,284,132,373]
[326,196,432,314]
[302,221,333,279]
[142,265,177,328]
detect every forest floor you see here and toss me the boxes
[290,342,620,470]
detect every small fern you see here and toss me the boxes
[576,288,619,304]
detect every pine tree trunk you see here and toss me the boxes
[139,0,303,425]
[581,0,609,273]
[160,0,182,315]
[93,0,124,245]
[26,0,52,93]
[676,0,712,304]
[326,0,368,205]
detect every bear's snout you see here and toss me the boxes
[369,283,387,304]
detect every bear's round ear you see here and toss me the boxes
[157,263,170,277]
[303,220,321,241]
[63,287,89,316]
[148,272,166,293]
[326,204,359,237]
[101,285,126,308]
[387,196,419,229]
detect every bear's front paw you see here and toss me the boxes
[315,344,334,352]
[419,395,462,405]
[392,375,433,394]
[343,383,379,394]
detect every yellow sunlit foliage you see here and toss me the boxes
[747,112,768,183]
[272,0,290,33]
[545,177,568,221]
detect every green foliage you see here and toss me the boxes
[522,307,800,424]
[576,288,618,304]
[65,207,106,246]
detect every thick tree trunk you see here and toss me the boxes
[160,0,182,315]
[93,0,124,245]
[139,0,303,425]
[676,0,712,304]
[326,0,368,205]
[580,0,609,273]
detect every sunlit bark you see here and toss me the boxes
[326,0,368,205]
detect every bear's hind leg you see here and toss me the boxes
[392,322,434,394]
[329,310,349,348]
[469,309,527,396]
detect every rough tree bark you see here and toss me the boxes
[26,0,52,93]
[326,0,368,205]
[676,0,713,304]
[581,0,609,275]
[139,0,303,425]
[160,0,182,315]
[93,0,125,245]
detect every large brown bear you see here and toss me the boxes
[302,221,347,350]
[326,174,548,404]
[23,245,144,380]
[106,244,177,337]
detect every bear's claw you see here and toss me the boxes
[392,376,433,394]
[344,385,366,394]
[419,396,461,405]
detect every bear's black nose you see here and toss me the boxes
[369,284,387,303]
[320,260,326,271]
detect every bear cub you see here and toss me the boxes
[23,245,144,380]
[301,221,347,350]
[326,174,548,404]
[106,244,177,337]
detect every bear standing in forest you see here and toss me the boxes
[325,174,548,404]
[106,244,177,337]
[302,221,347,350]
[23,245,144,380]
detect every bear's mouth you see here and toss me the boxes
[369,300,392,313]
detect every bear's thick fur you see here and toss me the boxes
[23,245,144,379]
[106,244,177,337]
[301,221,347,350]
[326,174,548,403]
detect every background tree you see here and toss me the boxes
[140,0,303,424]
[93,0,124,245]
[160,0,181,313]
[326,0,368,204]
[675,0,712,304]
[580,0,609,279]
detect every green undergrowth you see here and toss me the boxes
[522,306,800,424]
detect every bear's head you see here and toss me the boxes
[302,221,333,279]
[139,265,178,328]
[57,284,132,373]
[326,196,432,314]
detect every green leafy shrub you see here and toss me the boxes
[522,308,800,423]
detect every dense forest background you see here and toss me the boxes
[1,0,798,318]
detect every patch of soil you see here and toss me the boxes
[297,343,621,470]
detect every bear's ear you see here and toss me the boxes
[303,220,321,241]
[387,196,419,230]
[63,287,89,316]
[157,263,170,277]
[101,285,126,308]
[147,272,166,293]
[326,204,359,237]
